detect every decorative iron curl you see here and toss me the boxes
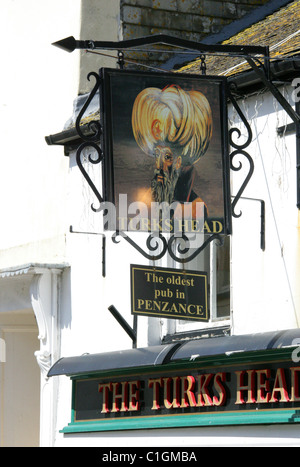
[228,89,254,218]
[230,149,254,218]
[228,89,252,150]
[76,142,103,212]
[75,72,103,212]
[112,231,168,261]
[168,233,223,264]
[75,72,102,142]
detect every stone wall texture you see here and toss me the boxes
[119,0,271,67]
[120,0,270,41]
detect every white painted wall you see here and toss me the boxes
[229,88,300,334]
[0,0,81,268]
[0,0,81,448]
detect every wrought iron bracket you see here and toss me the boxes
[69,225,106,277]
[244,57,300,210]
[167,233,224,264]
[227,88,254,218]
[69,34,275,264]
[112,231,224,264]
[231,197,265,251]
[112,231,168,262]
[75,72,103,212]
[53,34,269,58]
[108,305,137,348]
[245,57,300,126]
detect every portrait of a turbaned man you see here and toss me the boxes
[100,69,231,235]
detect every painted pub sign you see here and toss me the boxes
[100,68,231,235]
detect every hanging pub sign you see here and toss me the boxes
[131,264,208,322]
[100,68,231,235]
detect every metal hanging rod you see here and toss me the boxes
[108,305,137,348]
[52,34,269,58]
[85,48,300,67]
[91,48,297,63]
[89,48,266,59]
[85,49,170,73]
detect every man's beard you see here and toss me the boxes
[151,168,180,204]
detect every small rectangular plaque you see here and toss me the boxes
[131,264,208,321]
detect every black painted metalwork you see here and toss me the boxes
[117,50,125,70]
[75,72,102,142]
[245,57,300,125]
[200,54,206,75]
[243,57,300,209]
[228,89,254,218]
[47,30,300,285]
[53,34,269,58]
[277,99,300,210]
[295,100,300,210]
[112,231,224,264]
[112,231,168,262]
[108,305,137,348]
[167,233,223,264]
[69,226,106,277]
[75,72,103,212]
[231,197,265,251]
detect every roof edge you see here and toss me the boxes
[202,0,294,46]
[164,0,294,70]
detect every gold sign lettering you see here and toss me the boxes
[92,366,300,418]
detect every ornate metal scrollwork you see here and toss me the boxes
[230,149,254,218]
[228,89,254,218]
[75,72,103,212]
[168,233,223,264]
[112,231,168,262]
[74,74,256,264]
[112,231,224,264]
[75,72,102,142]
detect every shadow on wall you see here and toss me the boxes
[60,267,72,331]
